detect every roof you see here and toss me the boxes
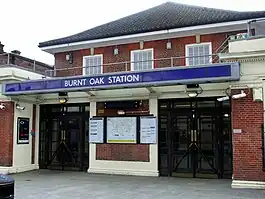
[39,2,265,48]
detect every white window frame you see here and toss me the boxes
[82,54,103,75]
[185,42,212,66]
[130,48,154,71]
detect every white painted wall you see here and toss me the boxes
[11,102,38,173]
[229,37,265,53]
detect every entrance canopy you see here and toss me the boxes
[2,62,240,96]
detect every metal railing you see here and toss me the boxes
[0,52,53,76]
[45,54,224,77]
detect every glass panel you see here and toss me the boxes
[132,50,153,71]
[67,106,80,112]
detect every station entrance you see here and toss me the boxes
[39,103,90,171]
[158,97,232,178]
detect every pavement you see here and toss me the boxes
[10,170,265,199]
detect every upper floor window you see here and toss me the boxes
[185,43,212,66]
[82,54,103,75]
[131,49,154,71]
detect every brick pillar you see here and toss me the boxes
[232,89,265,181]
[0,102,14,166]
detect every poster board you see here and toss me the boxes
[17,117,30,144]
[107,117,137,143]
[140,116,157,144]
[89,117,104,143]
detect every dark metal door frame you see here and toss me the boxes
[39,103,89,171]
[158,98,232,178]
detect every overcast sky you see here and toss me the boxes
[0,0,264,65]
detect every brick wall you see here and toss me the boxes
[54,32,230,76]
[232,89,265,181]
[0,102,14,166]
[96,100,150,162]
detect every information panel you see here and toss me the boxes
[89,117,104,143]
[17,117,30,144]
[140,116,157,144]
[107,117,137,143]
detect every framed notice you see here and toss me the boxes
[107,117,137,143]
[140,116,157,144]
[17,117,30,144]
[89,117,104,143]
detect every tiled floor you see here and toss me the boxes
[11,170,265,199]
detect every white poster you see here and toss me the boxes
[89,118,104,143]
[107,117,137,143]
[140,117,157,144]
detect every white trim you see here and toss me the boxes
[185,42,212,66]
[232,180,265,189]
[82,54,103,75]
[87,167,159,177]
[0,165,39,174]
[40,18,262,54]
[130,48,154,71]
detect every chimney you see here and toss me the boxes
[0,42,4,54]
[11,50,21,55]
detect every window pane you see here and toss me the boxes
[187,44,211,66]
[132,50,153,71]
[83,56,103,75]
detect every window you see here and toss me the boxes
[131,49,153,71]
[82,55,103,75]
[185,43,212,66]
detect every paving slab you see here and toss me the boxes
[10,170,265,199]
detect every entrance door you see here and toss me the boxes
[48,116,83,170]
[158,98,232,178]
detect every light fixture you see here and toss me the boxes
[59,98,68,104]
[185,84,203,98]
[58,92,68,104]
[16,103,25,110]
[117,110,125,115]
[114,47,119,55]
[166,40,172,49]
[65,52,73,64]
[232,90,246,99]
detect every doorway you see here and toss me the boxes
[39,104,90,171]
[158,98,232,178]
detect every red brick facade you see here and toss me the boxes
[54,32,230,76]
[0,102,14,166]
[232,89,265,181]
[96,100,150,162]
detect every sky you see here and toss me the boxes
[0,0,264,66]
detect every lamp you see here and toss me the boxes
[114,47,119,55]
[58,92,68,104]
[185,84,203,98]
[117,110,125,115]
[65,52,73,64]
[232,90,246,99]
[166,40,172,49]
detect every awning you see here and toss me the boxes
[2,62,240,96]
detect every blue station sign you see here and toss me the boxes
[3,62,240,95]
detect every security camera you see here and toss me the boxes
[0,103,6,110]
[16,104,25,110]
[217,96,229,102]
[232,90,246,99]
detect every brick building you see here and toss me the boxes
[1,2,265,189]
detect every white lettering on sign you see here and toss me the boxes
[89,77,104,85]
[64,74,140,88]
[64,79,86,87]
[108,74,140,84]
